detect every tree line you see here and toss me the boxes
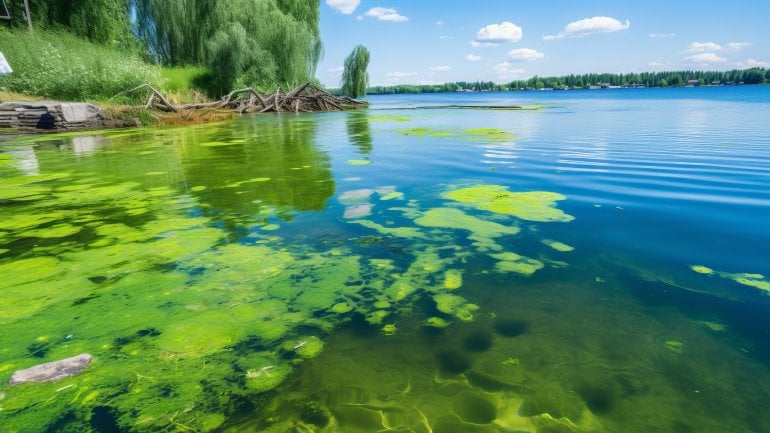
[366,68,770,95]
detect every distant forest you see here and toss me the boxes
[366,68,770,95]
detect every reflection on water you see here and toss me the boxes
[346,110,372,155]
[1,88,770,433]
[180,116,335,234]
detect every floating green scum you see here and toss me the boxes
[1,111,579,433]
[442,184,574,223]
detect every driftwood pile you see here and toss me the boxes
[123,82,367,114]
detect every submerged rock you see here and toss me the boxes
[8,353,93,385]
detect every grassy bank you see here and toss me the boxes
[0,28,163,101]
[0,30,236,127]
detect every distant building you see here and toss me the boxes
[687,79,700,86]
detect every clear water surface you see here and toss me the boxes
[1,86,770,433]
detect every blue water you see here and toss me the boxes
[2,86,770,432]
[361,87,770,276]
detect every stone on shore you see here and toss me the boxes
[8,353,93,385]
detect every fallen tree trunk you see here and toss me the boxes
[114,83,367,114]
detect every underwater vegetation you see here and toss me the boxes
[0,115,581,432]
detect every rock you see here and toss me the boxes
[0,101,106,131]
[8,354,93,385]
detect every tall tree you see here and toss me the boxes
[131,0,322,92]
[341,44,369,98]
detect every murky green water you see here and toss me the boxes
[2,88,770,432]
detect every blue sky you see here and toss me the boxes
[317,0,770,87]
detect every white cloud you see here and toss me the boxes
[649,33,675,38]
[429,65,451,71]
[474,22,523,45]
[736,58,770,68]
[436,20,445,26]
[465,54,482,61]
[726,42,752,52]
[648,62,671,69]
[686,42,722,52]
[364,7,408,22]
[439,35,453,40]
[328,66,344,76]
[494,62,525,79]
[418,80,439,85]
[326,0,360,14]
[685,53,727,63]
[544,16,630,40]
[507,48,544,62]
[470,40,498,48]
[386,71,418,77]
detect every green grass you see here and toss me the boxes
[160,66,210,92]
[159,66,219,102]
[0,28,163,101]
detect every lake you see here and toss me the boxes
[1,86,770,433]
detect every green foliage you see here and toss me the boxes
[0,28,162,100]
[742,68,766,84]
[3,0,139,50]
[206,22,276,95]
[131,0,322,95]
[341,45,370,98]
[160,66,210,92]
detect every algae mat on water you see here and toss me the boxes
[0,162,522,431]
[443,184,574,223]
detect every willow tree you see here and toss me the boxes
[341,45,369,98]
[131,0,322,92]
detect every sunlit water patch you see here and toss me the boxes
[2,87,770,432]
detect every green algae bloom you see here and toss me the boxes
[396,127,514,142]
[690,265,770,294]
[442,185,574,222]
[380,191,405,201]
[350,219,425,239]
[690,265,715,275]
[398,127,434,137]
[444,269,463,289]
[382,324,398,335]
[733,275,770,293]
[665,340,684,353]
[331,302,354,314]
[433,293,480,322]
[425,317,450,328]
[415,207,520,238]
[19,223,82,239]
[463,128,515,141]
[347,159,371,165]
[292,336,325,359]
[700,321,727,332]
[543,239,575,252]
[490,251,544,276]
[370,114,411,122]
